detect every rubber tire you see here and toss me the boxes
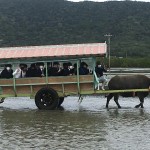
[35,87,59,110]
[58,97,64,107]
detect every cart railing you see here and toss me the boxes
[0,75,95,98]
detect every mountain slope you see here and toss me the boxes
[0,0,150,57]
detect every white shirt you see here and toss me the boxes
[13,68,26,78]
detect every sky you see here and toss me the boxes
[68,0,150,2]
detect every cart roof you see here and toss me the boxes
[0,42,107,62]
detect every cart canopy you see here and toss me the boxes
[0,42,107,63]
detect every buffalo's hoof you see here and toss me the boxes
[118,106,121,109]
[0,98,5,104]
[135,105,140,108]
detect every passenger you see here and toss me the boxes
[13,64,27,78]
[59,63,70,76]
[48,62,60,76]
[95,62,107,90]
[73,63,77,75]
[26,63,39,77]
[23,64,28,76]
[67,62,74,75]
[0,64,13,79]
[43,62,51,76]
[36,62,45,77]
[79,62,89,75]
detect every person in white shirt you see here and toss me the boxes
[13,64,27,78]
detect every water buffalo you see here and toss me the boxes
[106,75,150,108]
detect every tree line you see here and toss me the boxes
[0,0,150,58]
[100,57,150,68]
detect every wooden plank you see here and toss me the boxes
[95,88,150,94]
[64,84,78,93]
[0,79,13,85]
[79,88,149,95]
[1,86,14,95]
[48,76,77,83]
[79,75,93,82]
[0,75,93,86]
[16,86,31,94]
[80,83,93,92]
[15,78,46,84]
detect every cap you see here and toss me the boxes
[5,64,12,67]
[53,62,59,65]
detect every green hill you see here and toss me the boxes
[0,0,150,57]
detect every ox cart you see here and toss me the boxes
[1,43,149,109]
[0,43,108,109]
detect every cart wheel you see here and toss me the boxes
[35,87,59,110]
[58,97,64,107]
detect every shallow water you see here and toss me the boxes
[0,96,150,150]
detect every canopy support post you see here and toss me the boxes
[12,64,17,96]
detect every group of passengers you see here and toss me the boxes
[0,61,107,90]
[0,61,91,79]
[47,61,90,76]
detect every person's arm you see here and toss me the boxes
[13,69,19,76]
[102,66,107,72]
[103,68,107,72]
[0,70,4,78]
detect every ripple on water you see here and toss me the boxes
[0,96,150,149]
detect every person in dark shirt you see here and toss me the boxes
[48,62,60,76]
[79,62,89,75]
[26,63,39,77]
[36,62,45,77]
[73,63,77,75]
[59,63,70,76]
[0,64,13,79]
[95,62,107,90]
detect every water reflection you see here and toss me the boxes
[0,109,108,149]
[1,96,150,149]
[107,107,148,116]
[104,108,150,150]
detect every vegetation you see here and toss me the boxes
[98,57,150,68]
[104,57,150,68]
[0,0,150,58]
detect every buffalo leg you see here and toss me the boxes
[106,93,113,108]
[114,94,121,108]
[140,98,144,108]
[135,95,144,108]
[135,104,141,108]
